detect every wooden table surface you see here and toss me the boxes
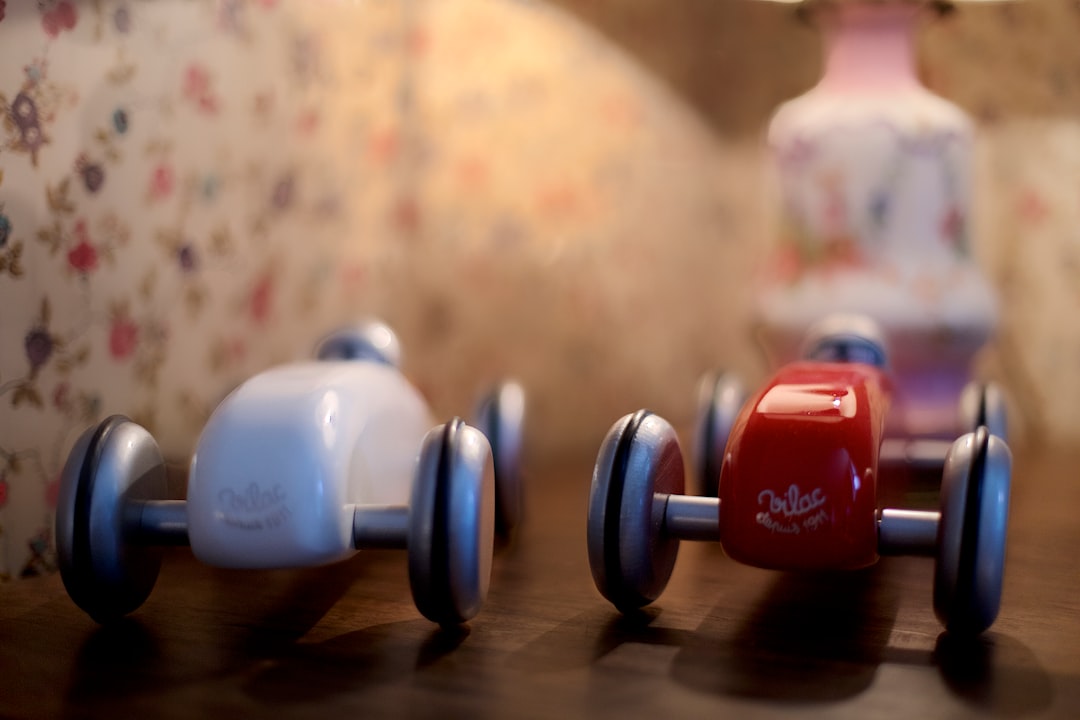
[2,445,1080,719]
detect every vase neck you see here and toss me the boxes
[817,4,922,94]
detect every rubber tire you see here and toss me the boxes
[587,411,684,612]
[408,419,495,625]
[934,427,1012,635]
[56,416,166,623]
[692,372,746,497]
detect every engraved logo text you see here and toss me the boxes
[755,484,829,535]
[218,483,291,530]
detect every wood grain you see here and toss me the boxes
[2,446,1079,718]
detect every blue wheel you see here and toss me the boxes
[56,416,166,622]
[315,320,401,367]
[408,419,495,625]
[959,381,1008,442]
[475,382,525,537]
[934,427,1011,634]
[692,372,746,497]
[588,411,683,612]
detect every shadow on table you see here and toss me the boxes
[240,619,470,704]
[673,565,1054,714]
[506,564,893,692]
[930,632,1054,717]
[511,556,1056,714]
[62,552,370,709]
[507,605,685,674]
[64,617,163,696]
[671,565,896,703]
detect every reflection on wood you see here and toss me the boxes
[2,449,1079,717]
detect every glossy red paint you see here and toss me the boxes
[718,361,890,570]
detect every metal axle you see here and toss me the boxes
[654,492,941,558]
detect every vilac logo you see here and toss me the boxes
[218,483,291,530]
[758,485,826,518]
[755,484,829,535]
[219,483,286,514]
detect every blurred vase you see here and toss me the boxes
[757,0,997,438]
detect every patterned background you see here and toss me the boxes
[1,0,1079,579]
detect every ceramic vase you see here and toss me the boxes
[757,0,997,438]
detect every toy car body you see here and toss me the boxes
[55,328,517,626]
[589,318,1012,635]
[189,361,432,569]
[719,361,889,571]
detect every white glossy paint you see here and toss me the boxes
[187,362,433,568]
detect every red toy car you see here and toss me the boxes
[587,315,1011,635]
